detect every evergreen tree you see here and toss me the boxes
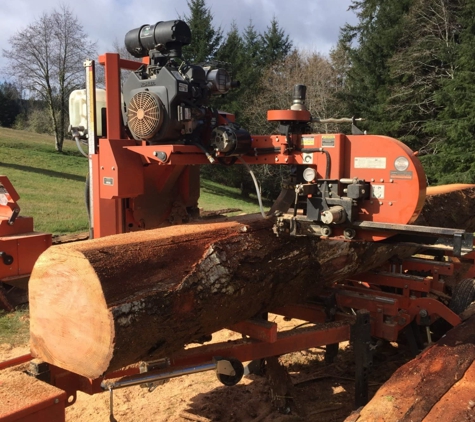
[259,17,293,66]
[213,22,245,115]
[0,82,22,127]
[338,0,413,134]
[181,0,222,63]
[420,0,475,183]
[385,0,462,152]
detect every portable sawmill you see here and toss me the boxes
[1,19,475,422]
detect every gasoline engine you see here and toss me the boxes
[122,20,252,158]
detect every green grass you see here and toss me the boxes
[0,127,267,235]
[0,306,29,346]
[200,179,267,215]
[0,127,89,234]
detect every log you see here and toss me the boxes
[29,214,420,379]
[416,184,475,231]
[345,314,475,422]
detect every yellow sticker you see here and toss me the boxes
[302,136,314,146]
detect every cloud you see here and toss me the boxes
[0,0,357,80]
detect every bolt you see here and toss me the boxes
[404,284,408,289]
[389,202,393,206]
[390,179,394,183]
[380,179,384,182]
[361,189,366,194]
[379,201,383,205]
[54,398,59,404]
[285,158,288,163]
[275,157,279,162]
[153,151,158,156]
[419,309,428,318]
[100,166,104,170]
[371,178,375,182]
[111,167,116,171]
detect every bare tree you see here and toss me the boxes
[242,49,347,135]
[237,49,346,198]
[2,5,96,151]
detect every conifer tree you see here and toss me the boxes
[181,0,222,63]
[259,17,293,66]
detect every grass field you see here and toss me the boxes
[0,127,263,234]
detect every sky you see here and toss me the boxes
[0,0,358,79]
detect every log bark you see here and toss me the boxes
[416,184,475,231]
[29,214,420,379]
[345,314,475,422]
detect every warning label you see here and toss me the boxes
[354,157,387,169]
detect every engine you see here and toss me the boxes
[122,20,251,157]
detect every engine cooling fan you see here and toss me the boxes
[127,91,164,140]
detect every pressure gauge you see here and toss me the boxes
[303,167,316,182]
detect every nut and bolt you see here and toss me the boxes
[419,309,428,318]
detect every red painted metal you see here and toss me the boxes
[0,176,51,292]
[0,353,32,370]
[228,320,278,343]
[267,109,311,122]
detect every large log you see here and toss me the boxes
[345,314,475,422]
[29,215,420,379]
[416,184,475,231]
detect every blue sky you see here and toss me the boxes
[0,0,357,78]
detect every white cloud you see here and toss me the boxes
[0,0,357,80]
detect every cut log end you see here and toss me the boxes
[29,248,114,378]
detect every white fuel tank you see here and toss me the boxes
[69,89,106,136]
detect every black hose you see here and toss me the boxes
[300,148,331,179]
[193,143,215,163]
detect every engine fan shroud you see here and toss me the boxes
[127,91,164,140]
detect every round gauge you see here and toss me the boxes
[394,156,409,172]
[303,167,316,182]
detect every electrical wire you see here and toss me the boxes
[238,157,268,219]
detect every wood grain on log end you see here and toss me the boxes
[29,249,114,379]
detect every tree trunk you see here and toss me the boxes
[346,314,475,422]
[29,214,420,379]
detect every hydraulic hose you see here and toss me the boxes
[238,157,268,219]
[300,148,331,179]
[74,136,88,158]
